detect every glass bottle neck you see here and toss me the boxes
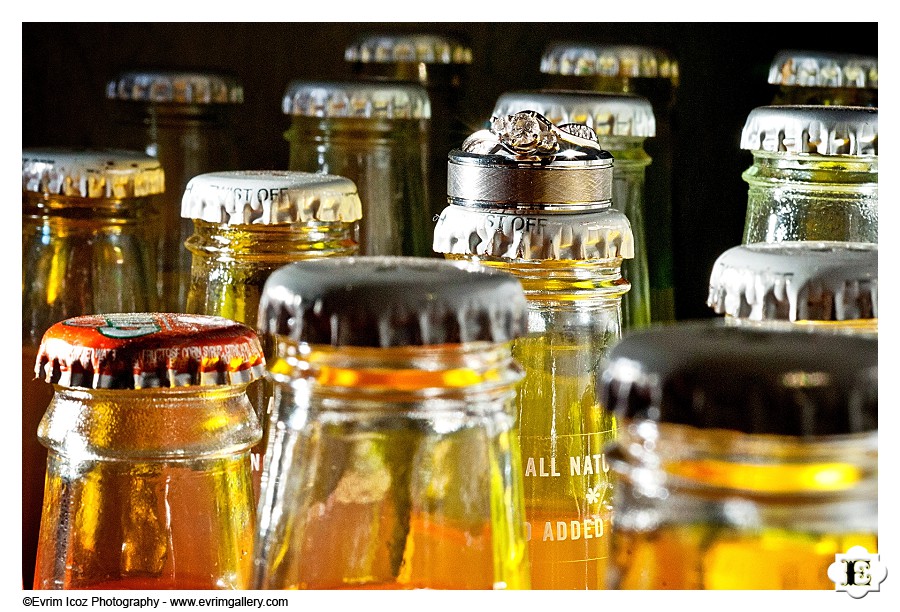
[115,100,233,127]
[185,218,357,262]
[451,255,630,303]
[268,338,523,406]
[39,385,261,460]
[598,137,651,168]
[286,115,428,142]
[744,151,878,190]
[23,192,153,222]
[610,420,877,497]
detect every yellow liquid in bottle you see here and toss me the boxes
[513,334,616,589]
[447,255,625,589]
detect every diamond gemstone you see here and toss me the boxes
[493,112,560,156]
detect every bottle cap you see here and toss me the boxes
[707,241,877,322]
[258,257,528,347]
[432,204,633,261]
[106,70,244,104]
[447,110,614,209]
[768,49,878,89]
[599,321,877,436]
[345,33,472,65]
[181,170,363,225]
[36,313,265,389]
[540,42,678,84]
[740,105,877,156]
[493,90,656,138]
[23,148,165,199]
[282,80,431,119]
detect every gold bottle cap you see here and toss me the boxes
[540,42,678,85]
[106,70,244,104]
[181,170,363,225]
[740,105,877,156]
[259,257,528,347]
[282,79,431,119]
[23,148,165,199]
[769,49,878,89]
[600,320,877,436]
[36,313,265,389]
[493,89,656,138]
[345,33,472,65]
[707,241,877,322]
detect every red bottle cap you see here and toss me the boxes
[36,313,265,389]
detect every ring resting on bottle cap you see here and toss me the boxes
[488,110,602,159]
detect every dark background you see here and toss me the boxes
[21,22,878,320]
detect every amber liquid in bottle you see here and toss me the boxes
[34,386,258,590]
[22,194,158,588]
[609,430,878,590]
[255,344,530,590]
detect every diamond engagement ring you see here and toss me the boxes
[490,110,601,158]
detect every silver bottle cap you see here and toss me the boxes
[740,105,877,156]
[345,33,472,65]
[447,110,614,210]
[282,80,431,119]
[433,205,633,261]
[707,241,877,322]
[493,90,655,138]
[23,148,165,199]
[181,171,363,225]
[600,320,877,436]
[768,50,878,89]
[106,70,244,104]
[540,42,678,84]
[258,257,528,347]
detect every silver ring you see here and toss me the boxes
[489,110,602,158]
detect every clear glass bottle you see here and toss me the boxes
[282,79,432,257]
[740,105,878,244]
[182,170,362,490]
[253,257,531,590]
[32,313,263,590]
[492,90,654,330]
[600,322,878,589]
[540,43,678,323]
[345,32,473,223]
[433,112,633,590]
[22,148,164,589]
[768,49,878,107]
[707,241,877,334]
[105,70,244,312]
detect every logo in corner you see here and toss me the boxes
[827,545,887,598]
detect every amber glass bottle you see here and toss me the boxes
[253,257,531,590]
[22,148,163,588]
[33,313,263,590]
[601,322,877,589]
[434,112,633,589]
